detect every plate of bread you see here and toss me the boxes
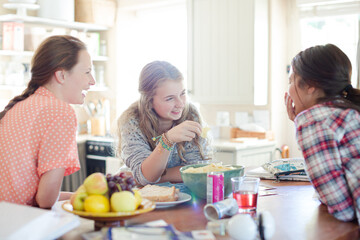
[139,185,192,209]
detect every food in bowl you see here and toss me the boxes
[182,163,234,173]
[180,163,244,199]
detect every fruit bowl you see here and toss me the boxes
[180,164,245,199]
[62,198,155,222]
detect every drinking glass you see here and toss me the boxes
[231,177,260,213]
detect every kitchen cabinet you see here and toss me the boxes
[187,0,268,105]
[62,141,87,192]
[0,14,110,91]
[212,139,276,167]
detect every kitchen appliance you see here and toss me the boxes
[61,137,122,192]
[85,137,121,176]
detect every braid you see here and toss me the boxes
[0,83,39,120]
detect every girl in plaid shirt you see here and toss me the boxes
[285,44,360,224]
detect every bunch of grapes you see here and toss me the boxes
[106,172,136,198]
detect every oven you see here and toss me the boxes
[85,137,122,176]
[61,137,122,192]
[86,138,114,175]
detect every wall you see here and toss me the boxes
[198,103,269,126]
[269,0,302,158]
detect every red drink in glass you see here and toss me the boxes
[233,191,258,212]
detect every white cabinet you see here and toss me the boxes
[187,0,269,105]
[212,139,275,167]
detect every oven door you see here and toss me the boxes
[85,139,122,176]
[86,154,107,176]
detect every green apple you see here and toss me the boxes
[110,191,136,212]
[83,172,108,195]
[70,185,88,211]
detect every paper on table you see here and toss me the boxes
[247,166,309,181]
[246,167,275,179]
[0,201,79,240]
[96,220,216,240]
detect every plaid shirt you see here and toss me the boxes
[295,101,360,224]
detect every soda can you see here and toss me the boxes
[207,172,224,204]
[204,198,239,221]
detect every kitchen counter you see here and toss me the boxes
[212,138,276,150]
[60,179,359,240]
[212,139,276,166]
[76,134,115,144]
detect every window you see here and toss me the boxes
[116,3,187,116]
[300,14,359,86]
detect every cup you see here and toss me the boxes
[90,115,105,136]
[231,177,260,213]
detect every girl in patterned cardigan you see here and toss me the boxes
[117,61,211,186]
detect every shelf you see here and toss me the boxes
[0,50,33,57]
[0,50,108,62]
[0,14,108,31]
[0,85,109,92]
[0,14,111,97]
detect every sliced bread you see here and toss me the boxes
[139,185,179,202]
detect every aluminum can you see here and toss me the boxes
[204,198,239,220]
[206,172,224,204]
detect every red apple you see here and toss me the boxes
[83,172,108,195]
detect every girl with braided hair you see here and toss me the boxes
[285,44,360,224]
[0,35,95,208]
[117,61,211,186]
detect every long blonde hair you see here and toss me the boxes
[117,61,208,162]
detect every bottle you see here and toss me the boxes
[100,40,107,56]
[95,65,105,87]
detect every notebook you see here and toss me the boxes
[0,201,79,240]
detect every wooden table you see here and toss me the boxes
[61,180,359,240]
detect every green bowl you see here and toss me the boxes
[180,164,245,199]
